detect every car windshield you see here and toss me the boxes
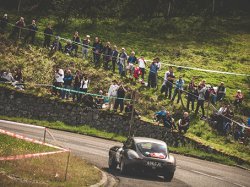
[136,142,167,159]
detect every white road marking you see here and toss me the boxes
[191,170,245,187]
[0,119,45,129]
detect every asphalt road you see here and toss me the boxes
[0,120,249,187]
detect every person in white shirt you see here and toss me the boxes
[138,56,146,80]
[108,80,119,110]
[53,68,64,96]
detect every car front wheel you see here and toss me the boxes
[120,158,128,174]
[108,155,117,169]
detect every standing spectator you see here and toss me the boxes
[178,112,190,133]
[111,45,119,73]
[126,51,137,78]
[117,48,127,77]
[103,41,112,70]
[208,85,217,104]
[195,84,207,120]
[24,20,38,44]
[82,35,91,59]
[72,31,80,56]
[186,78,196,111]
[0,13,8,33]
[53,67,64,96]
[108,80,119,110]
[93,37,102,66]
[234,90,244,106]
[43,24,53,48]
[147,59,158,88]
[72,70,81,102]
[171,75,184,104]
[114,84,127,113]
[216,82,226,102]
[138,56,146,81]
[161,66,175,99]
[62,70,73,99]
[80,76,89,93]
[9,17,25,39]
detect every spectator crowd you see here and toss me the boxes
[0,14,248,140]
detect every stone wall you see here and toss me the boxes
[0,87,247,165]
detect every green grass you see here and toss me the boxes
[0,134,55,157]
[0,122,101,186]
[0,13,249,169]
[0,152,101,186]
[1,115,249,169]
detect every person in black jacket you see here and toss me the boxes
[24,20,38,44]
[72,70,81,102]
[111,45,119,73]
[43,24,53,48]
[114,83,127,113]
[0,14,8,33]
[72,31,80,56]
[93,37,102,66]
[103,41,112,70]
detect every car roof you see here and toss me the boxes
[132,137,167,146]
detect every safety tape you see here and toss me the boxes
[0,128,68,151]
[53,86,132,101]
[210,104,250,130]
[0,81,132,101]
[5,21,249,77]
[0,150,68,161]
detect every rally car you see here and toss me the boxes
[108,137,176,181]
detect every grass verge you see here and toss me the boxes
[0,128,101,186]
[0,115,249,169]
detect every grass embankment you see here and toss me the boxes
[0,132,101,186]
[0,14,249,168]
[1,116,249,169]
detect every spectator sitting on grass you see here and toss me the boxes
[234,90,243,106]
[0,70,15,82]
[178,112,190,133]
[125,102,141,119]
[154,107,167,124]
[163,111,176,130]
[51,36,62,52]
[64,40,73,55]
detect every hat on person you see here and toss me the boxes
[4,14,7,17]
[122,47,125,50]
[237,90,241,93]
[86,35,90,38]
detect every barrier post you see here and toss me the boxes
[128,90,136,137]
[43,128,47,143]
[64,150,70,181]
